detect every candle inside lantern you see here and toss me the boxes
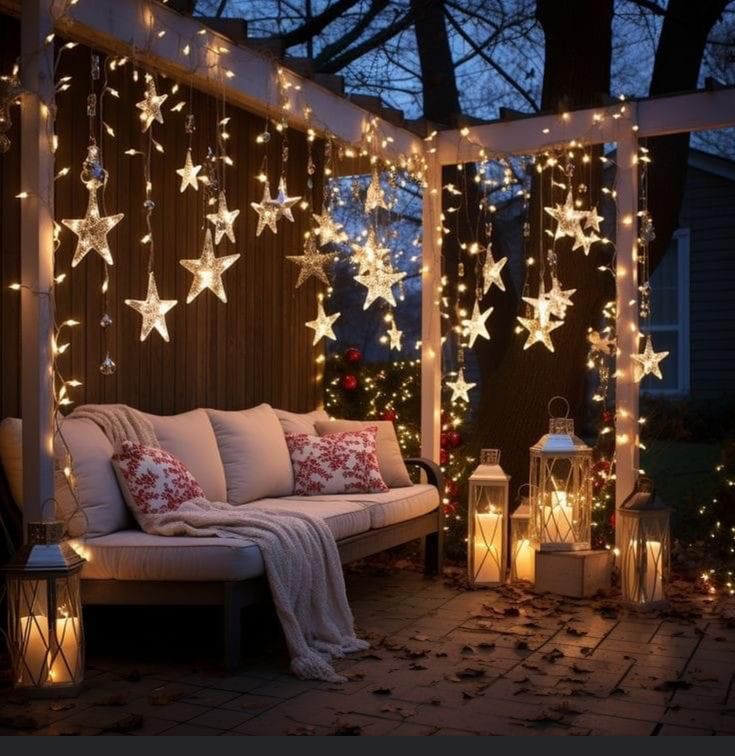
[543,491,573,543]
[513,538,535,583]
[18,615,49,686]
[49,614,81,684]
[473,510,503,583]
[645,540,663,603]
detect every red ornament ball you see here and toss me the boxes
[602,409,615,424]
[439,448,449,465]
[341,373,359,392]
[444,500,459,517]
[444,479,459,498]
[447,430,462,448]
[440,431,450,449]
[382,409,398,423]
[608,512,616,529]
[343,347,362,365]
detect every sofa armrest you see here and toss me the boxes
[404,457,444,493]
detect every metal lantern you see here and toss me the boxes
[529,398,592,551]
[2,520,86,696]
[619,478,670,608]
[510,488,536,584]
[468,449,510,585]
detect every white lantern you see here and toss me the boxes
[529,398,592,552]
[510,490,535,584]
[468,449,509,586]
[619,478,670,608]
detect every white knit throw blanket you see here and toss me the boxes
[74,404,368,681]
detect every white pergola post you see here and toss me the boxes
[20,0,56,527]
[421,153,442,462]
[614,126,640,534]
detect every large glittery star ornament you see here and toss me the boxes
[631,334,668,381]
[176,148,202,193]
[355,264,406,310]
[364,167,388,213]
[545,277,576,319]
[517,285,563,352]
[447,368,476,403]
[544,188,587,240]
[180,228,240,303]
[572,226,601,256]
[125,271,177,342]
[584,205,604,233]
[305,300,340,345]
[207,190,240,244]
[62,185,124,268]
[250,181,280,236]
[287,235,333,288]
[481,247,508,294]
[136,78,167,132]
[274,176,301,223]
[313,211,348,246]
[462,300,493,348]
[387,319,403,351]
[351,228,390,274]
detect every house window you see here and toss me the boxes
[641,228,690,396]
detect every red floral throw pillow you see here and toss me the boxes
[285,427,389,496]
[112,440,204,519]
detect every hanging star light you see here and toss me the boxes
[517,285,563,352]
[176,147,202,192]
[572,226,601,256]
[179,228,240,303]
[387,319,403,351]
[355,264,406,310]
[125,271,177,342]
[364,167,388,213]
[207,190,240,244]
[313,210,347,246]
[351,228,390,274]
[481,247,508,294]
[62,184,124,268]
[274,176,301,223]
[462,300,493,348]
[587,329,616,356]
[136,77,167,132]
[447,368,476,404]
[544,187,587,240]
[584,205,604,233]
[286,235,333,288]
[305,299,340,345]
[631,334,669,382]
[251,180,281,236]
[545,277,576,319]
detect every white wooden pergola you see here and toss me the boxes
[17,0,735,538]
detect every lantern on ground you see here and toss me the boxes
[2,518,85,696]
[510,486,536,584]
[468,449,509,585]
[619,478,670,608]
[529,398,592,551]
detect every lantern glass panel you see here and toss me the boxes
[510,503,535,583]
[620,511,670,606]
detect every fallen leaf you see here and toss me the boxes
[371,687,393,696]
[514,640,529,650]
[49,701,75,712]
[565,627,587,637]
[409,662,427,671]
[571,664,592,674]
[580,647,594,656]
[331,722,363,736]
[460,645,477,655]
[410,633,430,642]
[542,648,565,663]
[288,725,317,736]
[360,652,383,661]
[653,680,692,691]
[477,642,496,650]
[101,714,143,733]
[435,651,448,658]
[456,667,485,679]
[429,697,442,706]
[94,693,129,707]
[380,705,415,719]
[344,671,366,682]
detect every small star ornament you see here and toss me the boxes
[462,300,493,348]
[517,285,563,352]
[355,264,406,310]
[545,277,576,319]
[447,368,476,404]
[136,78,167,132]
[274,176,301,223]
[481,248,508,294]
[287,235,333,288]
[305,300,340,345]
[180,228,240,303]
[351,228,390,275]
[584,206,604,233]
[125,271,177,342]
[62,185,124,268]
[544,188,587,240]
[386,319,403,351]
[250,181,280,236]
[176,148,202,192]
[572,226,601,256]
[313,211,347,246]
[207,190,240,244]
[631,334,668,382]
[364,167,388,213]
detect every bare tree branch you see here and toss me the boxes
[279,0,363,49]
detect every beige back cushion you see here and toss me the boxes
[274,408,330,436]
[315,419,412,488]
[207,404,294,503]
[0,416,132,537]
[144,409,227,502]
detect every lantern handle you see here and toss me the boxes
[547,395,570,419]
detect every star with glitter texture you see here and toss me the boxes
[584,205,604,233]
[287,235,334,288]
[351,228,390,274]
[136,78,168,132]
[125,271,177,342]
[462,300,493,348]
[632,334,668,381]
[355,264,406,310]
[447,368,476,403]
[313,210,348,246]
[545,277,576,319]
[481,247,508,294]
[180,228,240,303]
[572,226,601,256]
[364,167,388,213]
[305,300,340,345]
[387,319,403,351]
[62,185,124,268]
[517,285,563,352]
[176,148,202,192]
[250,181,281,236]
[274,176,301,223]
[544,187,587,240]
[207,190,240,244]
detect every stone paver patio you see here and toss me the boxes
[1,568,734,736]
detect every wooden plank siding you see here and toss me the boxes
[0,14,323,420]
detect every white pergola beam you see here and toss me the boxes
[53,0,423,161]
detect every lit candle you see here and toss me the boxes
[473,510,503,583]
[18,616,49,686]
[543,491,574,543]
[645,540,663,602]
[513,538,535,583]
[49,615,81,684]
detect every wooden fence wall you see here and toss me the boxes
[0,14,323,419]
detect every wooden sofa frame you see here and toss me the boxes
[76,457,444,670]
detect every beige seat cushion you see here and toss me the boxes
[207,404,293,503]
[274,408,329,435]
[315,419,412,488]
[144,409,227,502]
[283,483,439,529]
